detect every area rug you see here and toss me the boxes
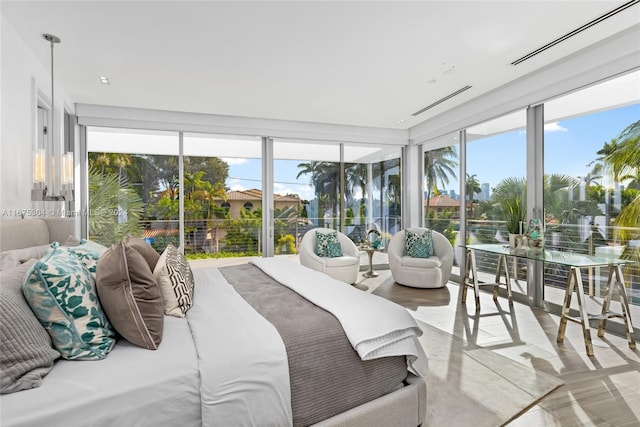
[415,320,563,427]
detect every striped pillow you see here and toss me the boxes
[153,244,194,318]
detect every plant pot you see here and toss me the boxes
[509,233,518,249]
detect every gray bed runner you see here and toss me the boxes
[219,263,407,427]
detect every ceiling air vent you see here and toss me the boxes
[411,85,472,117]
[511,0,639,66]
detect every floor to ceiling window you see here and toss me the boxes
[465,110,528,294]
[344,143,403,247]
[270,139,402,253]
[543,71,640,308]
[423,134,460,274]
[87,127,179,252]
[183,133,262,256]
[272,139,341,252]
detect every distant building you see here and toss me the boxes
[424,194,472,219]
[219,188,300,218]
[478,183,490,201]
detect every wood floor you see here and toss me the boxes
[365,272,640,427]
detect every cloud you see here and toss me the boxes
[221,157,248,165]
[228,183,246,192]
[274,182,314,200]
[544,122,568,132]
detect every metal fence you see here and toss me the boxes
[136,215,402,258]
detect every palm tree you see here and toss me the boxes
[424,147,458,222]
[465,173,482,219]
[344,163,368,225]
[297,161,340,228]
[601,120,640,241]
[88,167,144,246]
[578,163,603,188]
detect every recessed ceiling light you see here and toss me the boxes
[397,119,405,123]
[98,76,110,85]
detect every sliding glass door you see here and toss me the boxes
[183,133,262,256]
[543,72,640,308]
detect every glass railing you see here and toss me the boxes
[463,219,639,305]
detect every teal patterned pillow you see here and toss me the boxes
[23,244,116,360]
[60,239,108,275]
[315,231,343,258]
[405,229,434,258]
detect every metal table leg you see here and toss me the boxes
[598,265,636,349]
[558,267,594,356]
[461,248,480,310]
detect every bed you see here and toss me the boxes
[0,218,427,426]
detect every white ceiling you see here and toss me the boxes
[2,1,639,130]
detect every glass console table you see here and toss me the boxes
[462,244,636,356]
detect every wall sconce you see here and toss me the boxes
[32,33,74,202]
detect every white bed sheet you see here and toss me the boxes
[189,267,293,426]
[0,316,201,427]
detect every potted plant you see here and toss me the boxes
[501,197,525,248]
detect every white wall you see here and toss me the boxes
[1,14,74,216]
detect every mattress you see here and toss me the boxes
[219,263,409,426]
[0,317,201,427]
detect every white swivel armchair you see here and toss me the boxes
[388,228,454,288]
[299,227,360,284]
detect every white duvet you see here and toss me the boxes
[250,257,428,376]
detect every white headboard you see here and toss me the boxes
[0,218,77,252]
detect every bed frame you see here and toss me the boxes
[0,218,426,427]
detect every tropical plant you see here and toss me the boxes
[424,147,458,222]
[297,161,340,229]
[501,197,525,234]
[275,234,297,254]
[465,173,482,219]
[88,167,145,245]
[493,177,526,234]
[599,119,640,241]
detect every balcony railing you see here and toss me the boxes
[134,215,402,259]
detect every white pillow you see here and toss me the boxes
[153,244,194,318]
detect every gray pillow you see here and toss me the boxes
[125,236,160,271]
[1,260,60,394]
[96,242,164,350]
[0,244,51,264]
[0,252,19,271]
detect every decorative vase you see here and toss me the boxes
[528,218,545,252]
[508,233,518,249]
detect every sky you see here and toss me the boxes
[464,103,639,193]
[225,103,639,200]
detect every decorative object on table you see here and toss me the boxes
[364,229,382,249]
[501,197,525,249]
[514,234,529,255]
[528,218,545,252]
